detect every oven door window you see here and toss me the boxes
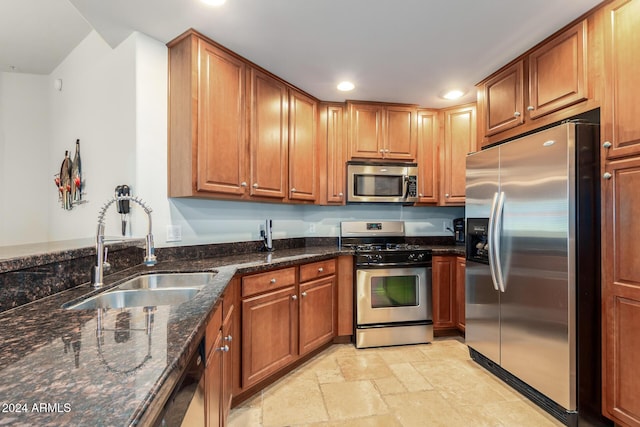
[354,175,404,196]
[370,276,418,308]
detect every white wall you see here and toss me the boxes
[1,30,463,250]
[0,72,51,245]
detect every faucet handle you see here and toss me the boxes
[103,246,111,272]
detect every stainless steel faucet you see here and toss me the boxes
[91,195,156,288]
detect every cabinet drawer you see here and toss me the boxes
[242,267,296,297]
[299,259,336,283]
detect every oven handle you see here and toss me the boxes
[355,262,432,268]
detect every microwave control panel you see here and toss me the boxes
[406,176,417,197]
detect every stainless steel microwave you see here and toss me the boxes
[346,161,418,204]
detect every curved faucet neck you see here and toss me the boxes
[92,195,156,288]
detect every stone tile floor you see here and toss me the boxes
[228,337,564,427]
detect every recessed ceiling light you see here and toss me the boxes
[201,0,227,6]
[441,89,466,100]
[337,81,355,92]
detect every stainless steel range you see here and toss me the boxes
[340,221,433,349]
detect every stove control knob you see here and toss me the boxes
[417,253,425,260]
[408,253,416,261]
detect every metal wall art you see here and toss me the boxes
[54,139,85,210]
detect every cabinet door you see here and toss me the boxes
[197,38,248,196]
[432,255,456,331]
[299,277,335,356]
[336,255,354,337]
[481,61,524,137]
[348,103,384,159]
[440,104,476,205]
[602,155,640,426]
[241,286,298,388]
[288,89,317,201]
[221,303,234,426]
[602,0,640,159]
[385,105,417,160]
[455,257,466,332]
[417,109,439,203]
[325,104,346,204]
[206,327,223,427]
[528,20,587,119]
[249,68,288,199]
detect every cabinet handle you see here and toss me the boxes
[225,334,233,342]
[318,267,324,273]
[445,193,450,198]
[514,111,521,117]
[301,291,307,297]
[291,295,297,300]
[270,278,277,284]
[419,193,423,197]
[241,181,248,187]
[253,183,259,188]
[338,192,344,198]
[217,345,229,353]
[385,149,390,153]
[291,188,297,193]
[603,172,612,180]
[603,141,612,149]
[527,106,534,111]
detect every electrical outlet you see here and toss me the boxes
[166,225,182,242]
[309,223,316,233]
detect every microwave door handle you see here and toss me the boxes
[403,175,410,199]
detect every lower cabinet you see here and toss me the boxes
[455,256,466,333]
[432,254,465,336]
[240,259,336,391]
[205,303,223,427]
[205,283,236,427]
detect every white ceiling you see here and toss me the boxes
[2,0,603,108]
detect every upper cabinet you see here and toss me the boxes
[319,103,347,205]
[288,89,318,201]
[601,0,640,159]
[416,109,439,204]
[348,102,417,160]
[167,29,318,204]
[249,68,289,200]
[439,103,476,206]
[477,19,591,146]
[168,32,249,199]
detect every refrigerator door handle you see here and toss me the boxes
[487,192,500,291]
[493,191,506,292]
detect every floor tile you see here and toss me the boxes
[228,340,564,427]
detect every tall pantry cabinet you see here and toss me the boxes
[600,0,640,426]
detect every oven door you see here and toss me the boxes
[356,266,431,325]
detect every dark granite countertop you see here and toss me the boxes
[0,243,463,426]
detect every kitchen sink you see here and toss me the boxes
[63,272,216,310]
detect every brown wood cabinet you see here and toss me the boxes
[439,103,476,206]
[477,20,589,146]
[455,256,465,333]
[416,109,439,204]
[318,103,347,204]
[600,2,640,425]
[348,102,417,160]
[299,276,335,355]
[168,31,249,199]
[288,89,318,201]
[239,259,337,390]
[479,61,524,137]
[249,68,289,200]
[206,302,223,427]
[432,255,457,334]
[241,284,298,388]
[601,0,640,160]
[336,255,354,338]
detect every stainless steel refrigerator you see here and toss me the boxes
[465,121,611,427]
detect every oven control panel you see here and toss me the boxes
[355,250,432,267]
